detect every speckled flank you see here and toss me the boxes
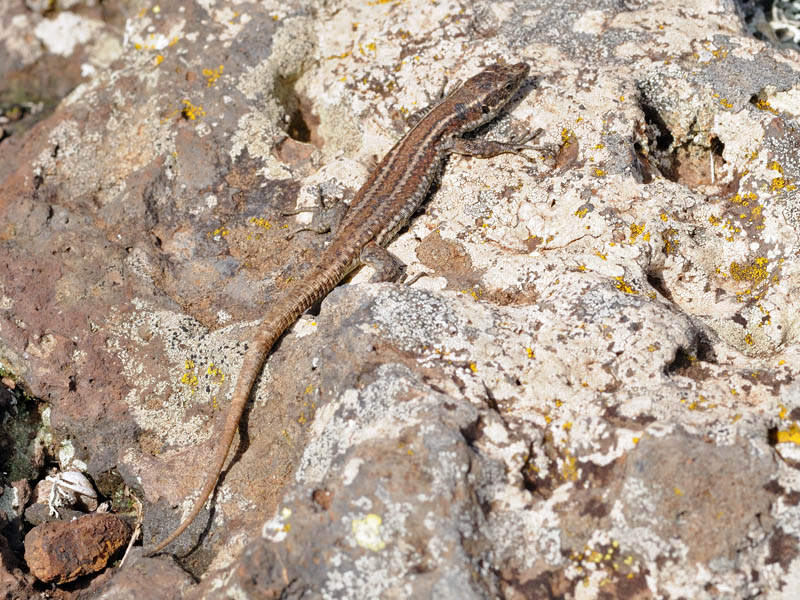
[145,62,533,555]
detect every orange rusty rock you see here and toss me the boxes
[24,513,130,584]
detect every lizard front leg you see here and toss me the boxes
[443,128,545,159]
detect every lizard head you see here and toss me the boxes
[452,62,530,131]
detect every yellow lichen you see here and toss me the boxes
[206,363,226,383]
[202,65,224,87]
[180,361,198,390]
[661,228,679,255]
[776,423,800,445]
[561,128,576,148]
[729,257,769,285]
[352,514,386,551]
[613,276,638,295]
[249,217,271,230]
[181,99,205,120]
[754,98,777,113]
[562,452,578,481]
[629,222,649,242]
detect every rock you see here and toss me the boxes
[191,343,510,598]
[0,532,35,599]
[0,483,26,560]
[9,480,30,514]
[23,513,130,584]
[84,551,194,600]
[0,0,125,184]
[1,0,800,597]
[23,501,85,528]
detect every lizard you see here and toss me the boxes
[145,61,537,556]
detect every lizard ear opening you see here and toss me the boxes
[481,105,491,114]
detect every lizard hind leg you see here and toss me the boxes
[284,181,348,239]
[359,242,406,283]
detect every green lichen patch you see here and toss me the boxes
[0,381,48,484]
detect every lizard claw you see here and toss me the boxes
[514,128,544,146]
[402,271,429,286]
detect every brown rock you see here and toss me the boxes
[619,429,778,564]
[23,513,130,584]
[0,532,36,600]
[83,552,195,600]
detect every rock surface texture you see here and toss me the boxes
[1,0,799,598]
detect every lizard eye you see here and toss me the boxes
[504,82,515,91]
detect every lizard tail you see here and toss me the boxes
[143,321,284,557]
[143,263,351,557]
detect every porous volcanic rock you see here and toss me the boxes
[1,0,799,598]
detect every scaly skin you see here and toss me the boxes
[145,61,533,556]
